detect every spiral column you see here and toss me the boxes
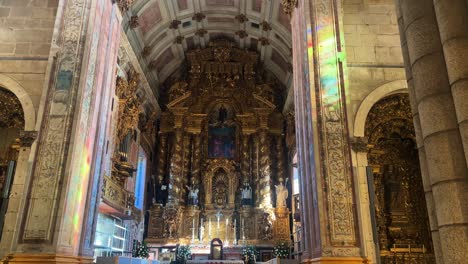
[258,129,272,209]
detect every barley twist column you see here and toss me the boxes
[169,128,183,205]
[181,133,192,204]
[258,129,272,209]
[252,134,260,207]
[241,135,251,183]
[191,135,202,185]
[276,136,285,182]
[157,133,168,187]
[398,0,468,262]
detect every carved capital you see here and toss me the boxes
[259,37,270,46]
[350,137,369,153]
[196,28,208,37]
[174,36,184,44]
[19,130,37,147]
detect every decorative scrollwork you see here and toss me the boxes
[0,87,24,129]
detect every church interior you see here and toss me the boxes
[0,0,466,263]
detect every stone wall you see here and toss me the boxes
[343,0,406,133]
[0,0,58,113]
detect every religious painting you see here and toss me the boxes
[208,127,235,158]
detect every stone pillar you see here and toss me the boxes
[0,131,36,257]
[394,1,444,261]
[4,0,121,262]
[432,0,468,164]
[350,138,377,264]
[258,129,272,209]
[291,0,366,262]
[397,0,468,262]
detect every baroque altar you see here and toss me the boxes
[146,40,292,250]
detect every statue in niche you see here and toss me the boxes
[186,183,199,206]
[241,181,252,206]
[218,105,228,124]
[275,178,289,208]
[259,212,273,240]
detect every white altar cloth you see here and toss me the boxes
[187,260,244,264]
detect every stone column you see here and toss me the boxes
[394,1,444,261]
[350,138,377,264]
[432,0,468,164]
[291,0,366,262]
[5,0,121,262]
[397,0,468,262]
[0,131,36,257]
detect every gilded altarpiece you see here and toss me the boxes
[147,41,291,247]
[366,94,434,263]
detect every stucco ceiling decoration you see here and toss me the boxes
[126,0,293,98]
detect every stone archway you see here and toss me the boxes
[354,80,408,138]
[0,74,36,131]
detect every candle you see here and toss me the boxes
[192,218,195,241]
[225,218,229,242]
[209,218,212,238]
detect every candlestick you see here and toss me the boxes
[234,219,237,244]
[225,218,229,243]
[192,218,195,242]
[209,218,212,239]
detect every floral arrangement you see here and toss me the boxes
[132,240,149,258]
[176,245,192,264]
[242,245,258,264]
[273,241,289,259]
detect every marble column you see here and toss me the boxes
[291,0,366,262]
[4,0,121,262]
[394,1,444,262]
[432,0,468,164]
[397,0,468,262]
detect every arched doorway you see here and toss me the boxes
[365,94,435,263]
[0,86,25,238]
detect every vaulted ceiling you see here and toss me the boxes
[124,0,293,101]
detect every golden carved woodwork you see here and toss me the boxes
[281,0,298,15]
[102,175,136,215]
[148,41,291,246]
[0,87,24,129]
[115,70,141,142]
[116,0,135,12]
[365,94,434,262]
